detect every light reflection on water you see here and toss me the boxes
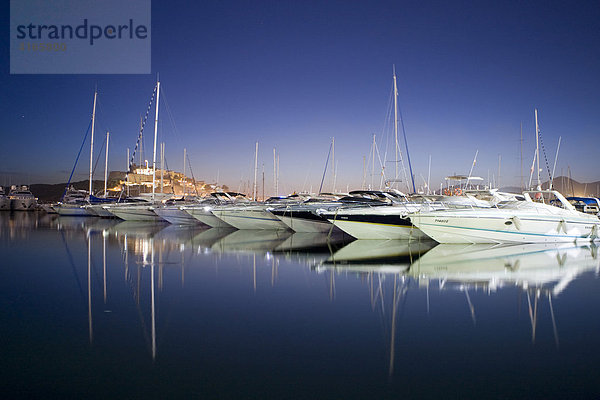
[1,212,600,398]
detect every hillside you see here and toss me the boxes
[30,180,117,203]
[501,176,600,197]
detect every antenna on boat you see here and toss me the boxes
[466,150,478,190]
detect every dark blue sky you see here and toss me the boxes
[2,0,599,194]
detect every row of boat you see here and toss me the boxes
[46,187,600,244]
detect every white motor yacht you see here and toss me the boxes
[212,195,305,230]
[8,185,38,211]
[183,192,248,228]
[153,197,205,225]
[105,201,165,222]
[214,203,291,230]
[316,191,431,240]
[410,190,600,244]
[318,189,519,240]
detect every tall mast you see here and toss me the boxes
[126,148,130,197]
[89,90,97,196]
[152,80,161,201]
[103,131,109,198]
[273,148,277,196]
[372,134,375,190]
[333,160,338,194]
[393,66,399,187]
[160,143,165,194]
[253,141,258,200]
[183,148,187,196]
[427,154,431,195]
[362,155,366,189]
[535,109,541,190]
[139,116,143,168]
[498,154,501,189]
[331,137,335,192]
[520,122,523,191]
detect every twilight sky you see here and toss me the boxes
[1,0,599,195]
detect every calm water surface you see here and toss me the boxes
[1,212,600,399]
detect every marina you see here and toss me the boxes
[4,1,600,398]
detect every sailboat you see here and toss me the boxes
[105,79,166,222]
[55,91,99,217]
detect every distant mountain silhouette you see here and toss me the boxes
[30,180,111,203]
[501,176,600,197]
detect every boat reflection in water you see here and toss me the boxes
[322,239,436,271]
[4,212,600,398]
[410,243,600,344]
[315,240,600,376]
[211,229,294,254]
[410,243,599,292]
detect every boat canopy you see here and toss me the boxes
[566,196,600,205]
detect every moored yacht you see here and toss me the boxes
[105,201,165,222]
[317,191,431,240]
[410,190,600,244]
[212,195,305,230]
[54,188,91,216]
[270,194,345,233]
[183,192,248,228]
[0,186,9,211]
[8,185,38,211]
[153,197,205,225]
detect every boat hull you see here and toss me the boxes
[85,204,116,218]
[410,212,600,244]
[55,203,93,216]
[213,208,289,230]
[321,207,427,240]
[154,207,202,225]
[272,210,335,233]
[184,207,234,228]
[106,205,164,221]
[0,197,10,211]
[10,198,37,211]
